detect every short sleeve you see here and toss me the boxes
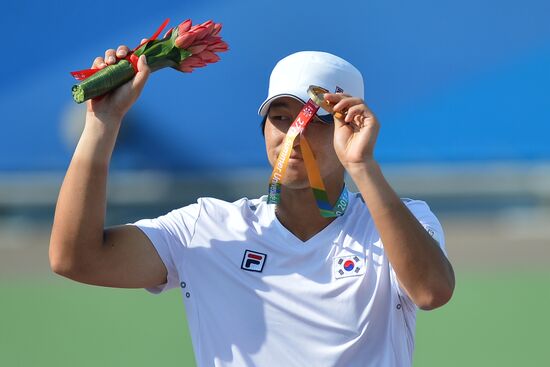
[132,201,202,294]
[389,199,447,304]
[403,199,446,256]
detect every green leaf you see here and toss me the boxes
[179,49,192,60]
[171,25,179,42]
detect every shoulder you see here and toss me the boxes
[400,197,435,216]
[191,195,268,220]
[345,191,441,232]
[196,195,266,211]
[349,191,434,216]
[400,198,441,225]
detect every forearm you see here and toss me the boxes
[49,113,121,276]
[347,159,455,309]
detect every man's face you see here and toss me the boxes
[264,97,344,189]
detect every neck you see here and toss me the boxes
[275,172,345,242]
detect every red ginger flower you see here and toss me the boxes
[178,19,192,34]
[174,19,229,73]
[70,18,229,103]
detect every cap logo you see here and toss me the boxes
[241,250,267,272]
[335,86,344,93]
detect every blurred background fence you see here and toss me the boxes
[0,1,549,366]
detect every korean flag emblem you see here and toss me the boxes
[333,255,366,279]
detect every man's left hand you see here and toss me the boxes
[324,93,380,170]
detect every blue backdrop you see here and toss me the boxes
[1,0,548,172]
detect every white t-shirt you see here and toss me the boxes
[134,190,446,367]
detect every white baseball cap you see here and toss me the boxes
[258,51,364,122]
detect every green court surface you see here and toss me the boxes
[1,271,548,366]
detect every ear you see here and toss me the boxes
[260,116,267,136]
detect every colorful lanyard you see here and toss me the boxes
[267,100,349,218]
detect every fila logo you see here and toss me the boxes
[241,250,267,272]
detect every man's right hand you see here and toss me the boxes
[50,41,167,289]
[87,42,151,122]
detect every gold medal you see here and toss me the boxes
[307,85,346,120]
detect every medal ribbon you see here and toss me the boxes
[267,99,349,217]
[300,136,349,217]
[267,99,319,203]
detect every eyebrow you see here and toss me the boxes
[269,102,290,110]
[268,102,328,123]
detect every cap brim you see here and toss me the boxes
[318,114,334,124]
[258,94,334,124]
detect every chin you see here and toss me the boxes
[269,158,309,189]
[281,175,310,190]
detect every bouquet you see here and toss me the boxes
[70,18,229,103]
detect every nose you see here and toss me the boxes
[292,134,301,147]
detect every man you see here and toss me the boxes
[50,49,455,366]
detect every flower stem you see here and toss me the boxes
[71,37,191,103]
[71,60,136,103]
